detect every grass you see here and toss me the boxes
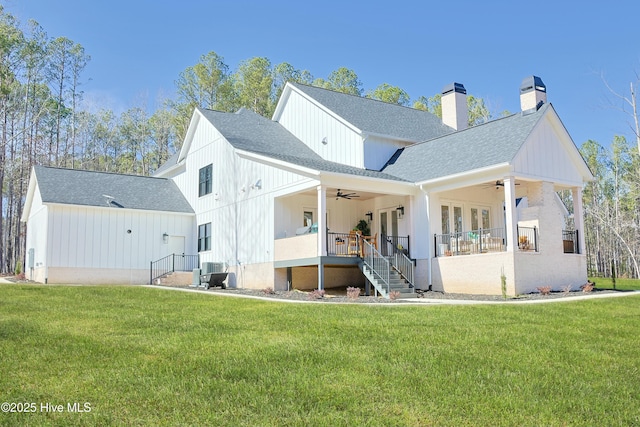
[589,276,640,291]
[1,285,639,426]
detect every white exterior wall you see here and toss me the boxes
[276,90,364,167]
[24,184,48,283]
[432,253,516,295]
[33,203,194,285]
[513,115,584,185]
[172,114,317,289]
[363,136,409,171]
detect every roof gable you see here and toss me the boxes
[382,104,549,182]
[275,82,453,142]
[32,166,194,213]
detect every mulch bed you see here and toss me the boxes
[163,284,618,304]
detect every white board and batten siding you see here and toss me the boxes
[277,89,364,168]
[24,185,48,282]
[173,115,318,270]
[363,135,411,171]
[513,115,584,186]
[25,198,194,284]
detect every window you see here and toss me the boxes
[198,223,211,252]
[441,204,463,235]
[471,206,491,231]
[303,211,313,227]
[199,164,212,197]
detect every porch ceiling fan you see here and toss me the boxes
[336,189,359,200]
[483,180,520,189]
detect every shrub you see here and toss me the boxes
[389,290,401,300]
[346,287,361,299]
[537,286,552,295]
[308,289,325,300]
[501,268,507,300]
[581,282,594,293]
[262,287,275,295]
[562,285,572,295]
[14,260,22,276]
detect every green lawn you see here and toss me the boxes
[1,286,639,426]
[590,276,640,291]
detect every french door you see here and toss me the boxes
[379,208,398,256]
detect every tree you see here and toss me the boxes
[313,67,362,95]
[413,92,492,126]
[367,83,410,106]
[234,56,274,117]
[602,71,640,156]
[171,51,231,137]
[413,94,441,116]
[46,36,75,165]
[148,107,177,171]
[272,62,313,101]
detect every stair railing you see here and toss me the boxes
[361,236,390,296]
[393,251,414,291]
[150,253,200,284]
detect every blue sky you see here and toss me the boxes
[5,0,640,149]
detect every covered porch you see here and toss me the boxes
[273,182,416,292]
[425,175,588,295]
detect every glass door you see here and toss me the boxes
[379,209,398,256]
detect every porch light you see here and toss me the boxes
[397,205,404,219]
[162,232,169,244]
[365,211,373,222]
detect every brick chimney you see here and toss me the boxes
[441,82,468,131]
[520,76,547,112]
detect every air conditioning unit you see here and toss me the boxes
[211,262,226,273]
[201,262,226,274]
[201,262,214,274]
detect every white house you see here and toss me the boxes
[22,75,594,296]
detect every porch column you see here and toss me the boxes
[424,191,432,289]
[317,185,327,291]
[317,185,327,256]
[503,177,518,252]
[572,186,586,254]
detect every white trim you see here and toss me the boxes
[20,168,38,222]
[417,163,512,191]
[234,149,321,177]
[42,202,195,217]
[235,148,417,196]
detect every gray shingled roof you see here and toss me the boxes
[35,166,194,213]
[199,108,408,181]
[153,151,180,176]
[289,82,453,141]
[382,104,548,182]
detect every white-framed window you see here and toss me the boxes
[441,203,463,235]
[198,164,212,197]
[198,223,211,252]
[441,202,491,234]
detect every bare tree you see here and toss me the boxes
[602,71,640,155]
